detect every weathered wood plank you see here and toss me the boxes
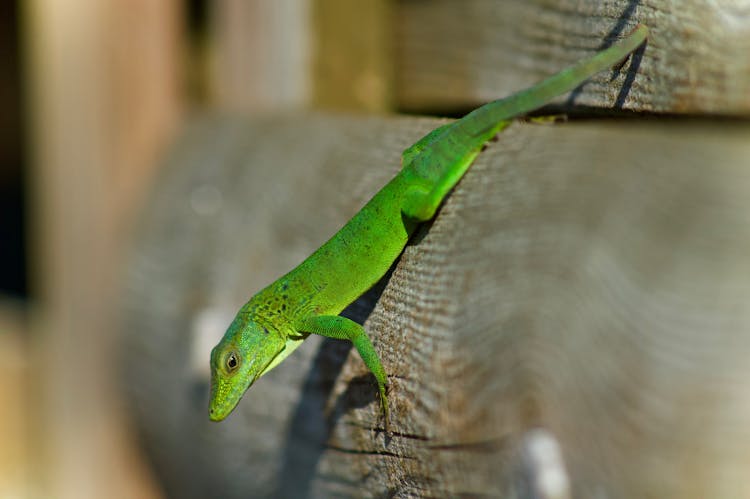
[319,120,750,498]
[209,0,394,113]
[121,114,426,499]
[312,0,393,111]
[209,0,312,112]
[24,0,181,497]
[397,0,750,115]
[122,114,750,498]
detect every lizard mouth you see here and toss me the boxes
[208,406,224,422]
[208,353,274,421]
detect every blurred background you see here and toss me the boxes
[5,0,750,497]
[1,1,395,497]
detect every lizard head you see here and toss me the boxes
[208,311,286,421]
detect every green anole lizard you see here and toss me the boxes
[209,25,648,429]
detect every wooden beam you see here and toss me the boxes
[24,0,181,497]
[396,0,750,115]
[312,0,393,111]
[209,0,312,112]
[123,114,750,497]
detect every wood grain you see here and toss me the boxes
[396,0,750,115]
[121,114,750,498]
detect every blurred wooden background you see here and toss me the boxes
[4,0,750,498]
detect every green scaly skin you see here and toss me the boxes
[209,25,648,429]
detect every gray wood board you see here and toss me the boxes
[397,0,750,115]
[120,113,750,498]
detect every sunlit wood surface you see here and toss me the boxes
[123,115,750,498]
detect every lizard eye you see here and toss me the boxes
[225,351,239,373]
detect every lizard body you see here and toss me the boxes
[209,25,648,427]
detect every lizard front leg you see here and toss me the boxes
[296,314,390,433]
